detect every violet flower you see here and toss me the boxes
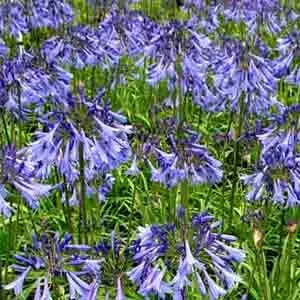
[29,0,73,29]
[23,88,131,202]
[4,232,94,298]
[42,24,121,69]
[242,106,300,206]
[0,145,54,218]
[273,31,300,85]
[212,38,282,115]
[146,128,223,188]
[128,211,244,299]
[0,1,28,37]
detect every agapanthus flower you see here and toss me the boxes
[212,38,282,115]
[29,0,73,29]
[0,51,34,114]
[0,49,72,116]
[81,231,128,299]
[4,232,95,298]
[86,0,118,8]
[0,145,53,218]
[182,0,206,11]
[181,29,227,111]
[221,0,283,34]
[27,64,73,108]
[86,0,140,9]
[181,1,221,33]
[273,31,300,85]
[23,87,131,202]
[125,154,140,176]
[98,174,115,201]
[99,9,154,58]
[0,1,28,37]
[137,19,206,88]
[145,127,223,188]
[128,211,244,299]
[242,106,300,206]
[42,24,121,69]
[116,277,125,300]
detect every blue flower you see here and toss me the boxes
[33,278,51,300]
[137,19,202,88]
[98,174,115,202]
[146,129,223,188]
[125,155,140,176]
[4,266,31,295]
[222,0,282,34]
[273,31,300,85]
[4,232,94,297]
[0,2,28,37]
[30,0,73,29]
[128,212,244,299]
[203,269,226,299]
[42,23,121,69]
[0,186,13,218]
[67,271,91,298]
[25,88,132,191]
[138,267,172,298]
[212,39,280,115]
[242,109,300,206]
[0,146,54,218]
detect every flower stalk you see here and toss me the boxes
[78,141,88,244]
[229,98,246,229]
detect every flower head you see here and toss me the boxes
[4,232,93,297]
[0,145,54,218]
[128,212,244,299]
[242,107,300,206]
[24,88,132,188]
[145,126,222,188]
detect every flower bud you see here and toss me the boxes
[253,225,263,248]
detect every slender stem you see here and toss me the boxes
[221,112,234,229]
[86,0,89,23]
[12,196,22,249]
[1,112,11,145]
[127,181,136,245]
[181,180,189,227]
[0,258,2,300]
[167,187,176,222]
[287,232,297,295]
[79,142,88,244]
[229,99,246,229]
[63,174,73,234]
[255,249,266,299]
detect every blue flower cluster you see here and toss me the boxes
[0,0,73,37]
[0,146,53,218]
[242,105,300,206]
[128,211,245,299]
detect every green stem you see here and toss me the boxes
[0,258,2,300]
[1,112,11,145]
[181,180,189,225]
[63,176,73,234]
[12,196,22,249]
[255,246,272,300]
[78,142,88,244]
[285,232,297,296]
[229,99,246,229]
[221,112,234,229]
[127,181,137,246]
